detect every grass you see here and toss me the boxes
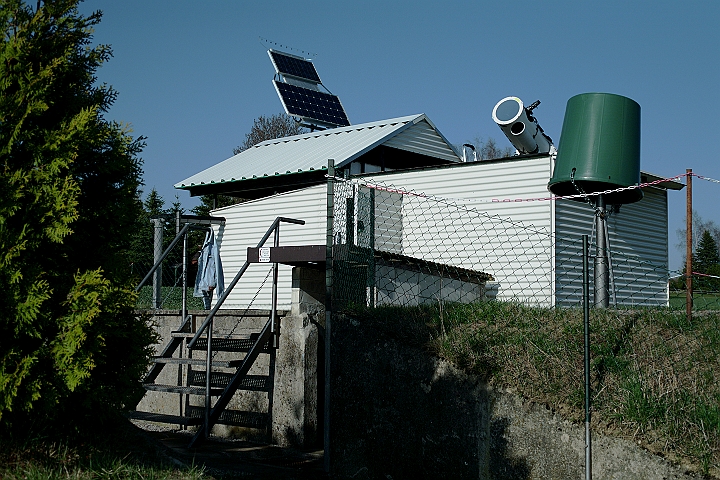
[0,419,209,480]
[348,302,720,477]
[136,286,205,310]
[669,290,720,310]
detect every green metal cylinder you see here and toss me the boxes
[548,93,642,204]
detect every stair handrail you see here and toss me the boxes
[134,215,227,293]
[187,216,305,350]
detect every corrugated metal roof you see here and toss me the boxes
[174,114,460,190]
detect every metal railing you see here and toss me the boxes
[184,216,305,441]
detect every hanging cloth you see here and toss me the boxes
[193,229,225,301]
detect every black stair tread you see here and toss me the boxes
[127,411,202,426]
[151,357,243,368]
[171,331,258,339]
[143,383,224,396]
[185,405,269,428]
[187,372,271,391]
[187,337,271,353]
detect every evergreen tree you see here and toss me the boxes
[0,0,155,432]
[694,230,720,291]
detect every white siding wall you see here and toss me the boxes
[211,185,326,310]
[361,157,556,305]
[210,156,670,311]
[554,187,669,307]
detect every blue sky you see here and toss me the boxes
[78,1,719,271]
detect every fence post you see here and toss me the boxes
[151,217,164,309]
[582,234,592,480]
[594,195,609,308]
[686,169,693,321]
[324,159,335,473]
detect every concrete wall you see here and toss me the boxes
[329,313,699,480]
[137,266,324,447]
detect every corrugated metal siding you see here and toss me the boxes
[554,187,669,307]
[211,185,326,310]
[374,189,403,254]
[361,157,556,305]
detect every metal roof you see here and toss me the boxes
[174,114,460,191]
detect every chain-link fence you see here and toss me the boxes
[132,217,209,310]
[330,172,720,312]
[132,258,204,310]
[667,172,720,310]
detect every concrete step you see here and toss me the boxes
[127,410,202,426]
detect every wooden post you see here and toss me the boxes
[686,169,693,322]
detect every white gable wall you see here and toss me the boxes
[212,184,326,310]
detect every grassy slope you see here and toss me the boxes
[351,302,720,477]
[0,418,207,480]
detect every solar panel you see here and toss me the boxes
[273,81,350,128]
[269,50,321,83]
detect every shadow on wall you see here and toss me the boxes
[330,313,529,480]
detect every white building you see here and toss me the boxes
[176,114,682,309]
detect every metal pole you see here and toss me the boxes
[686,169,693,322]
[182,229,188,319]
[324,159,335,473]
[180,228,188,425]
[205,317,213,439]
[594,195,609,308]
[582,234,592,480]
[270,225,280,348]
[152,217,164,309]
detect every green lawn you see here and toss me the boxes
[669,291,720,310]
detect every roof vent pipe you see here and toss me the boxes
[461,143,477,162]
[492,97,554,155]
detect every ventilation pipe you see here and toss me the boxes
[461,143,477,162]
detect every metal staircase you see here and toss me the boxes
[130,217,305,448]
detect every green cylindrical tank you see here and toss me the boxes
[548,93,642,204]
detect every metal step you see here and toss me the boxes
[127,410,202,426]
[185,405,269,429]
[187,371,271,391]
[151,357,243,368]
[189,337,271,353]
[142,383,224,396]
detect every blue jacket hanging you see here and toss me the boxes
[194,229,224,300]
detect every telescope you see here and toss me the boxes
[492,97,554,155]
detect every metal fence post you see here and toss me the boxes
[583,234,592,480]
[324,159,335,473]
[152,217,164,309]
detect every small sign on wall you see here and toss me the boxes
[259,247,271,263]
